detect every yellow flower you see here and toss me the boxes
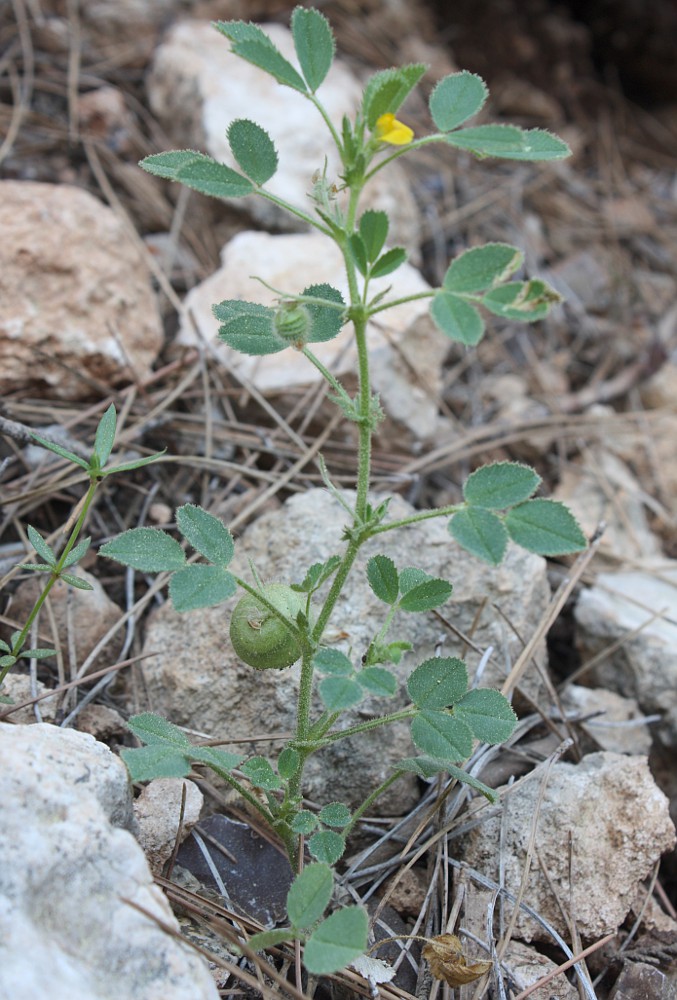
[374,113,414,146]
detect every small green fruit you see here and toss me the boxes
[230,584,306,670]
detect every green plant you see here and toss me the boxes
[99,7,586,979]
[0,406,163,695]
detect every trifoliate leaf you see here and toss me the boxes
[449,508,508,565]
[278,747,301,779]
[291,810,320,835]
[308,830,345,865]
[318,676,363,711]
[454,688,517,744]
[304,907,369,974]
[287,863,333,929]
[312,648,353,675]
[430,292,484,345]
[291,6,335,92]
[214,21,308,93]
[356,667,397,696]
[370,247,407,279]
[398,575,452,613]
[407,656,468,709]
[214,301,283,356]
[304,283,345,343]
[175,504,235,566]
[463,462,541,509]
[482,278,561,322]
[318,802,352,829]
[362,64,427,128]
[142,151,254,199]
[127,712,192,748]
[429,71,488,131]
[169,565,237,612]
[443,243,523,294]
[505,499,587,555]
[120,745,191,782]
[359,210,389,262]
[366,554,399,605]
[443,124,570,160]
[227,119,278,185]
[100,528,186,572]
[240,756,281,790]
[411,711,473,762]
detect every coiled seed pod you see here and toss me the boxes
[274,303,311,345]
[229,584,306,670]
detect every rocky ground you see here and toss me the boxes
[1,1,677,998]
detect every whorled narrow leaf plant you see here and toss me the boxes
[23,5,585,982]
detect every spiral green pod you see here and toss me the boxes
[229,584,306,670]
[274,303,311,344]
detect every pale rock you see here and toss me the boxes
[77,86,135,154]
[8,566,123,669]
[503,941,578,1000]
[461,752,675,942]
[0,674,57,725]
[178,230,446,441]
[554,448,661,563]
[384,867,429,920]
[574,562,677,714]
[146,21,420,251]
[609,961,677,1000]
[560,684,653,756]
[0,182,162,400]
[75,703,128,740]
[0,723,217,1000]
[138,489,550,815]
[134,778,204,874]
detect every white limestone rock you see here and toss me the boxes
[134,778,204,874]
[146,21,421,251]
[461,751,675,942]
[560,684,653,756]
[0,182,162,400]
[575,562,677,714]
[0,723,218,999]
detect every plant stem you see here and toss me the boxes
[368,290,436,315]
[308,93,344,159]
[319,707,417,744]
[368,504,463,536]
[257,188,333,236]
[2,478,100,685]
[301,347,353,410]
[344,772,404,835]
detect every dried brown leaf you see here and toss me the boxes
[422,933,492,987]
